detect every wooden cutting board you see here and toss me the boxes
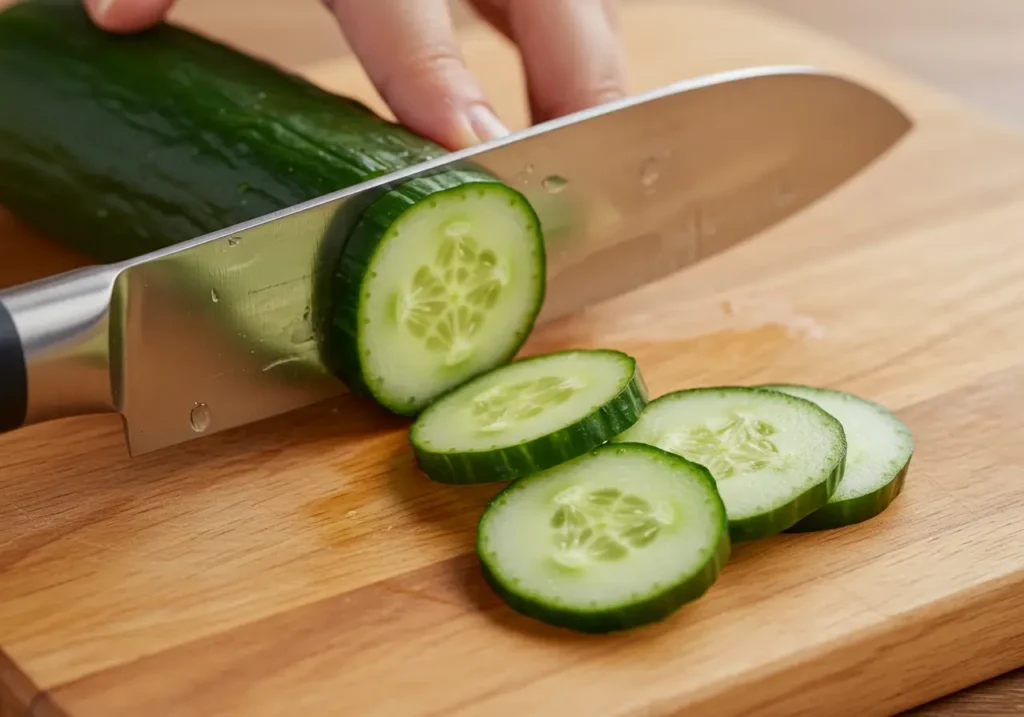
[2,1,1024,715]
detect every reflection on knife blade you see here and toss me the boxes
[0,0,911,456]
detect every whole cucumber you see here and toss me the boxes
[0,0,451,261]
[0,0,547,416]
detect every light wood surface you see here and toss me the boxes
[752,0,1024,128]
[3,0,1024,715]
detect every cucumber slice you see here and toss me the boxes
[614,387,846,541]
[409,349,648,484]
[760,384,914,531]
[477,442,730,633]
[327,174,546,415]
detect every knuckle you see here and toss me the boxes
[540,77,625,119]
[378,45,469,103]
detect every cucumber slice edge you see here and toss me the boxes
[614,385,848,541]
[757,383,914,532]
[410,349,649,484]
[328,174,547,416]
[476,442,730,633]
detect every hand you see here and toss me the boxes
[84,0,627,151]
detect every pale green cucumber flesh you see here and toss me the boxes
[613,387,847,541]
[759,384,914,532]
[477,442,730,633]
[410,349,648,484]
[328,178,545,416]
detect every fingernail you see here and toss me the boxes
[464,104,510,144]
[90,0,117,18]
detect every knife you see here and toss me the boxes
[0,65,911,456]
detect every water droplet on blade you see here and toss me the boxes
[189,402,211,433]
[210,289,219,303]
[541,175,569,194]
[640,157,660,188]
[515,164,535,184]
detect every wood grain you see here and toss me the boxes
[15,367,1024,717]
[2,0,1024,715]
[911,669,1024,716]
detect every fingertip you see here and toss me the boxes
[330,0,508,152]
[394,100,509,152]
[508,0,628,122]
[464,103,511,144]
[85,0,175,33]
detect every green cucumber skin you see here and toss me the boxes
[710,388,847,542]
[325,175,546,416]
[730,456,845,541]
[785,459,910,532]
[0,0,447,261]
[477,443,731,634]
[411,350,649,484]
[614,386,847,542]
[756,384,913,532]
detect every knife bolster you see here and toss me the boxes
[0,265,120,428]
[0,297,26,432]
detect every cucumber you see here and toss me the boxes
[0,0,448,261]
[614,387,846,541]
[0,0,547,412]
[760,384,914,531]
[409,349,648,484]
[477,442,730,633]
[327,174,545,415]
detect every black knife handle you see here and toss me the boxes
[0,297,27,433]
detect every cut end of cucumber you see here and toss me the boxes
[760,384,914,532]
[477,443,729,633]
[615,387,847,541]
[410,349,648,484]
[340,179,545,415]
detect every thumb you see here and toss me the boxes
[328,0,508,150]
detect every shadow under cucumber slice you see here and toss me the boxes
[613,386,847,541]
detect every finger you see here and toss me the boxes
[84,0,177,33]
[327,0,508,150]
[465,0,514,41]
[504,0,627,123]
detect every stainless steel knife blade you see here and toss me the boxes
[0,66,911,455]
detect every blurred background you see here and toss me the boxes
[0,0,1004,127]
[131,0,1024,126]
